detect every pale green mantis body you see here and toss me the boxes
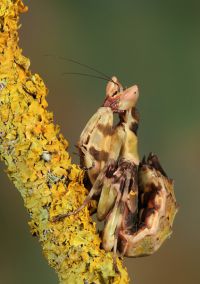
[54,76,178,259]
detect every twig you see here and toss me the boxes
[0,1,129,283]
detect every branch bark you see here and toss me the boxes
[0,1,129,283]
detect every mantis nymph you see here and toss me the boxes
[53,75,178,259]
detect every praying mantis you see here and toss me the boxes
[52,64,178,259]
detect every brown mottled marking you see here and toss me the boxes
[140,189,157,207]
[130,122,138,134]
[140,208,155,222]
[85,135,90,145]
[89,146,109,162]
[147,153,168,177]
[97,123,113,136]
[105,162,118,178]
[124,208,138,232]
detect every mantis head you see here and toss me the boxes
[103,76,139,112]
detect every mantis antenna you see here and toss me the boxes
[44,54,120,87]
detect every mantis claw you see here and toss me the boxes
[52,213,69,222]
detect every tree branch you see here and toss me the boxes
[0,0,129,283]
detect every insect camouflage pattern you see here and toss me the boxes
[54,76,178,258]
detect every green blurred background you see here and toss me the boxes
[0,0,200,283]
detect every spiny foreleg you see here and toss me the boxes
[78,107,113,185]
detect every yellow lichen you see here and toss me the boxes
[0,0,129,283]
